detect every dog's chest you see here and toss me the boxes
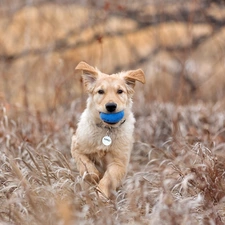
[77,125,123,154]
[89,129,118,150]
[75,113,135,155]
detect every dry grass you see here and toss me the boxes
[1,100,225,225]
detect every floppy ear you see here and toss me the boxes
[75,61,98,92]
[124,69,145,89]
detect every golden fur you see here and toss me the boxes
[71,61,145,200]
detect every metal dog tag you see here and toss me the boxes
[102,136,112,146]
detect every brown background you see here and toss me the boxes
[1,0,225,114]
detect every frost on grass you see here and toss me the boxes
[1,102,225,224]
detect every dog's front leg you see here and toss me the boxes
[97,153,128,199]
[72,151,100,184]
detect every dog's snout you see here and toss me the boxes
[106,102,117,112]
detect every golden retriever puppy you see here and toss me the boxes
[71,61,145,200]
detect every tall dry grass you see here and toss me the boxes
[1,100,225,224]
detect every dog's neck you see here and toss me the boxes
[96,119,126,130]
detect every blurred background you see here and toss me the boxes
[1,0,225,114]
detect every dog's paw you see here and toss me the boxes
[82,171,100,184]
[96,187,110,203]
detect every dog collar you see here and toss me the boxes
[96,119,126,129]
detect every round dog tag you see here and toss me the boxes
[102,136,112,146]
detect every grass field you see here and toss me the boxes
[1,101,225,224]
[1,1,225,224]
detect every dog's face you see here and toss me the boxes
[75,61,145,116]
[92,75,130,113]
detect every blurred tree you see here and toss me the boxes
[0,0,225,112]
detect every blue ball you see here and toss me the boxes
[100,110,124,124]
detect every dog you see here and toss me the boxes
[71,61,145,200]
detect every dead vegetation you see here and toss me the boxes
[1,0,225,224]
[1,101,225,224]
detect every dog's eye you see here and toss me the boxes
[117,89,123,94]
[98,89,104,94]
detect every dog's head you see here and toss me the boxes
[75,61,145,123]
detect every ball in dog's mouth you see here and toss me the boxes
[99,110,124,124]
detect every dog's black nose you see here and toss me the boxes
[106,102,117,112]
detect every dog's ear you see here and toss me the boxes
[75,61,98,92]
[124,69,145,89]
